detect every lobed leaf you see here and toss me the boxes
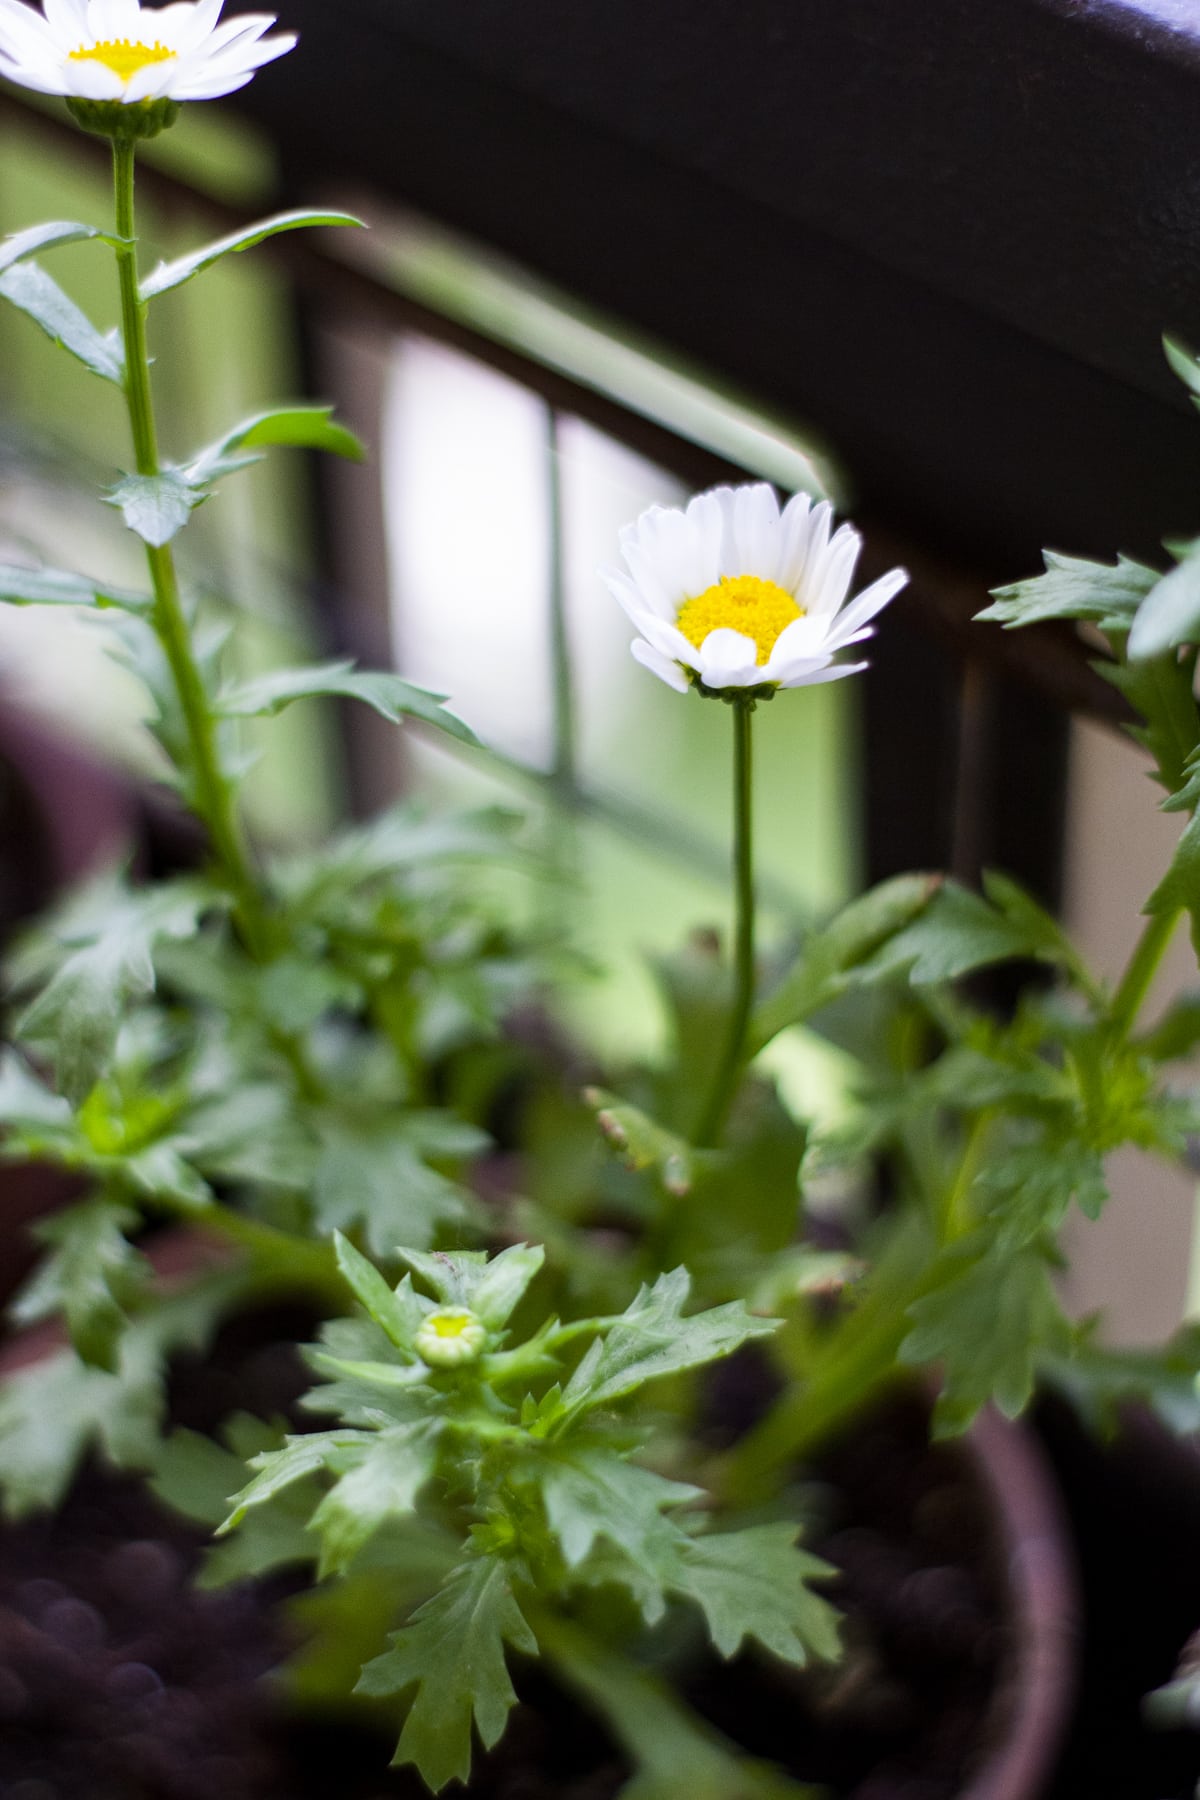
[538,1443,699,1569]
[308,1423,441,1577]
[356,1554,536,1792]
[979,550,1159,634]
[12,1196,149,1371]
[673,1524,841,1666]
[558,1268,778,1422]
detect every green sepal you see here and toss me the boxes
[0,260,123,382]
[67,96,180,140]
[139,208,364,301]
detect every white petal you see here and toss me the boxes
[725,482,781,582]
[776,490,814,590]
[64,50,122,90]
[0,0,57,52]
[200,9,276,52]
[825,566,907,640]
[760,614,833,682]
[0,47,65,85]
[806,523,861,617]
[698,627,760,687]
[166,59,254,92]
[619,531,686,620]
[85,0,131,38]
[165,0,223,48]
[124,51,177,94]
[779,659,869,690]
[42,0,89,46]
[189,24,289,70]
[631,637,689,693]
[635,609,703,671]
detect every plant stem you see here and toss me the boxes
[1109,905,1183,1038]
[111,138,267,955]
[695,697,756,1146]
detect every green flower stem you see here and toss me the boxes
[111,138,267,955]
[695,696,756,1147]
[1109,905,1183,1038]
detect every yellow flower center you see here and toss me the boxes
[428,1310,476,1339]
[675,574,803,666]
[69,38,177,82]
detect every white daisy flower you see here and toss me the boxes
[0,0,295,103]
[604,483,908,696]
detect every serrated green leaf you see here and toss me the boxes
[0,260,123,381]
[752,874,942,1048]
[1097,647,1200,796]
[218,1429,371,1532]
[468,1241,546,1330]
[186,404,364,485]
[108,469,205,547]
[333,1232,424,1351]
[0,220,115,275]
[308,1422,440,1577]
[976,1133,1107,1248]
[673,1524,840,1665]
[217,661,477,745]
[860,880,1044,985]
[979,550,1159,633]
[0,563,149,613]
[559,1269,778,1421]
[139,208,364,301]
[313,1118,479,1255]
[538,1444,698,1568]
[14,875,211,1103]
[901,1237,1073,1435]
[357,1554,536,1791]
[585,1087,695,1194]
[12,1196,149,1370]
[0,1275,239,1517]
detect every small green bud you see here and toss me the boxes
[66,97,181,141]
[416,1306,488,1369]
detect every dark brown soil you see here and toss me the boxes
[0,1331,1014,1800]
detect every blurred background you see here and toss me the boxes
[2,0,1200,1343]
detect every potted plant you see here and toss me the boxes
[2,3,1200,1795]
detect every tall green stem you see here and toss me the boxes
[695,697,756,1146]
[111,138,266,954]
[1109,905,1183,1038]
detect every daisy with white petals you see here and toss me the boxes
[0,0,295,104]
[605,483,907,696]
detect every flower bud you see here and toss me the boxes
[415,1307,488,1369]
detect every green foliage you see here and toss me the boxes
[902,1235,1073,1436]
[978,549,1159,633]
[0,219,117,273]
[186,404,364,484]
[1128,541,1200,661]
[585,1087,695,1194]
[0,259,123,382]
[357,1554,537,1791]
[109,468,205,546]
[0,563,149,612]
[139,208,364,301]
[217,661,478,744]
